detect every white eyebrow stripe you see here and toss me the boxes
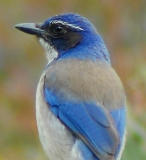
[51,20,84,31]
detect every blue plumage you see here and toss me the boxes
[15,13,126,160]
[44,85,120,160]
[41,13,111,63]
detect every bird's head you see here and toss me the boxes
[15,13,110,63]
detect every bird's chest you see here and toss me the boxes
[35,73,83,160]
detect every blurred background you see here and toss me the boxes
[0,0,146,159]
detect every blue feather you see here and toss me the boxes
[44,87,121,159]
[110,107,126,157]
[41,13,111,63]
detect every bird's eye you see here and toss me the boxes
[50,23,67,36]
[53,26,63,34]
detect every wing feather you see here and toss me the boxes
[44,87,119,160]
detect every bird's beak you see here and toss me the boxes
[15,23,44,37]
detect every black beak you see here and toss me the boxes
[15,23,44,36]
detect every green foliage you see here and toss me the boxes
[122,132,146,160]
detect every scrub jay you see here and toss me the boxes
[15,13,126,160]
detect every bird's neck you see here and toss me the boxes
[59,34,111,63]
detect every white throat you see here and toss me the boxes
[39,38,58,64]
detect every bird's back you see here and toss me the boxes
[36,58,126,160]
[45,59,125,110]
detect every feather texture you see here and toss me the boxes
[41,58,126,160]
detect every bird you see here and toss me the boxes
[15,13,126,160]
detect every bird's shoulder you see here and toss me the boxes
[44,59,125,110]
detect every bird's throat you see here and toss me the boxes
[39,38,58,64]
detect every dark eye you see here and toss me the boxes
[50,23,67,36]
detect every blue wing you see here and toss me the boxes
[44,87,120,160]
